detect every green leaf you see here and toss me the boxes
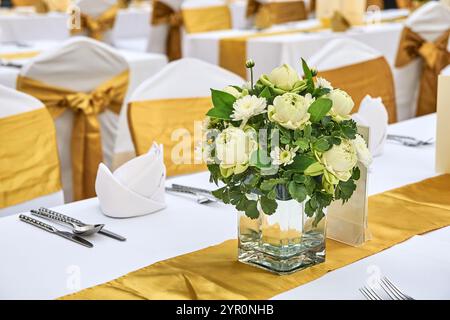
[301,58,313,83]
[293,138,310,151]
[245,200,260,219]
[206,89,236,120]
[260,178,286,191]
[304,162,324,176]
[312,138,330,152]
[287,155,316,172]
[308,98,332,122]
[335,179,357,203]
[288,181,307,203]
[352,166,361,180]
[249,149,272,169]
[260,196,278,215]
[258,86,271,99]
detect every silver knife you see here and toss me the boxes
[38,207,126,241]
[19,214,93,248]
[171,184,214,195]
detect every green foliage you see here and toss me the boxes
[206,89,236,120]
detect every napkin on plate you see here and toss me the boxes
[352,95,388,157]
[95,143,167,218]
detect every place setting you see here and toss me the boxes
[0,0,449,308]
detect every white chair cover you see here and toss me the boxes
[0,85,64,217]
[396,2,450,119]
[307,38,382,70]
[113,57,244,167]
[19,37,130,202]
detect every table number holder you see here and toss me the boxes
[327,125,372,246]
[436,75,450,174]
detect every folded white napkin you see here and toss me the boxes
[95,143,167,218]
[352,95,388,157]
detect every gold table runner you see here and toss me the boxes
[220,15,408,79]
[62,174,450,300]
[0,51,40,60]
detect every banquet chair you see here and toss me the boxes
[308,38,398,123]
[74,0,119,43]
[0,85,63,217]
[126,58,244,176]
[395,1,450,116]
[148,0,232,61]
[16,37,130,203]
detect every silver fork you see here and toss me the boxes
[379,277,415,300]
[360,277,414,300]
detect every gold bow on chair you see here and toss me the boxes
[151,0,232,61]
[151,0,184,61]
[395,27,450,116]
[75,4,119,41]
[246,0,307,29]
[17,71,130,201]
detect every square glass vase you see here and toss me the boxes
[238,192,327,275]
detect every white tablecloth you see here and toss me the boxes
[1,113,447,300]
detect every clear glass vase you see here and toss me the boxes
[238,188,327,275]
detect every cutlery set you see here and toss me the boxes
[165,184,218,204]
[19,207,126,248]
[387,134,434,147]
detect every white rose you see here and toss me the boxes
[215,126,257,177]
[231,95,267,122]
[223,86,248,99]
[352,134,372,167]
[328,89,354,121]
[321,140,358,182]
[268,93,314,130]
[267,64,300,91]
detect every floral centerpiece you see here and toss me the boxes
[202,59,371,274]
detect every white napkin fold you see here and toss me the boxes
[95,143,167,218]
[352,95,388,157]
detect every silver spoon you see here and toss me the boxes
[30,210,104,236]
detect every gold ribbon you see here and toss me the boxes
[0,51,40,60]
[367,0,384,9]
[151,0,184,61]
[74,4,119,41]
[11,0,39,6]
[16,71,130,201]
[395,27,450,116]
[151,1,232,61]
[61,174,450,299]
[320,57,398,123]
[0,108,62,209]
[128,97,210,176]
[246,0,307,29]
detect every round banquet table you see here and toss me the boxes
[0,113,449,300]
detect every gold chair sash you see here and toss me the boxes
[395,27,450,116]
[151,1,232,61]
[367,0,384,9]
[74,4,119,41]
[11,0,39,6]
[0,108,62,209]
[16,71,130,201]
[128,97,210,176]
[246,0,307,29]
[61,174,450,300]
[320,57,398,123]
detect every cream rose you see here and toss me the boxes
[328,89,354,121]
[215,126,257,177]
[268,93,314,130]
[223,86,249,99]
[352,134,372,167]
[259,64,307,93]
[321,140,358,182]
